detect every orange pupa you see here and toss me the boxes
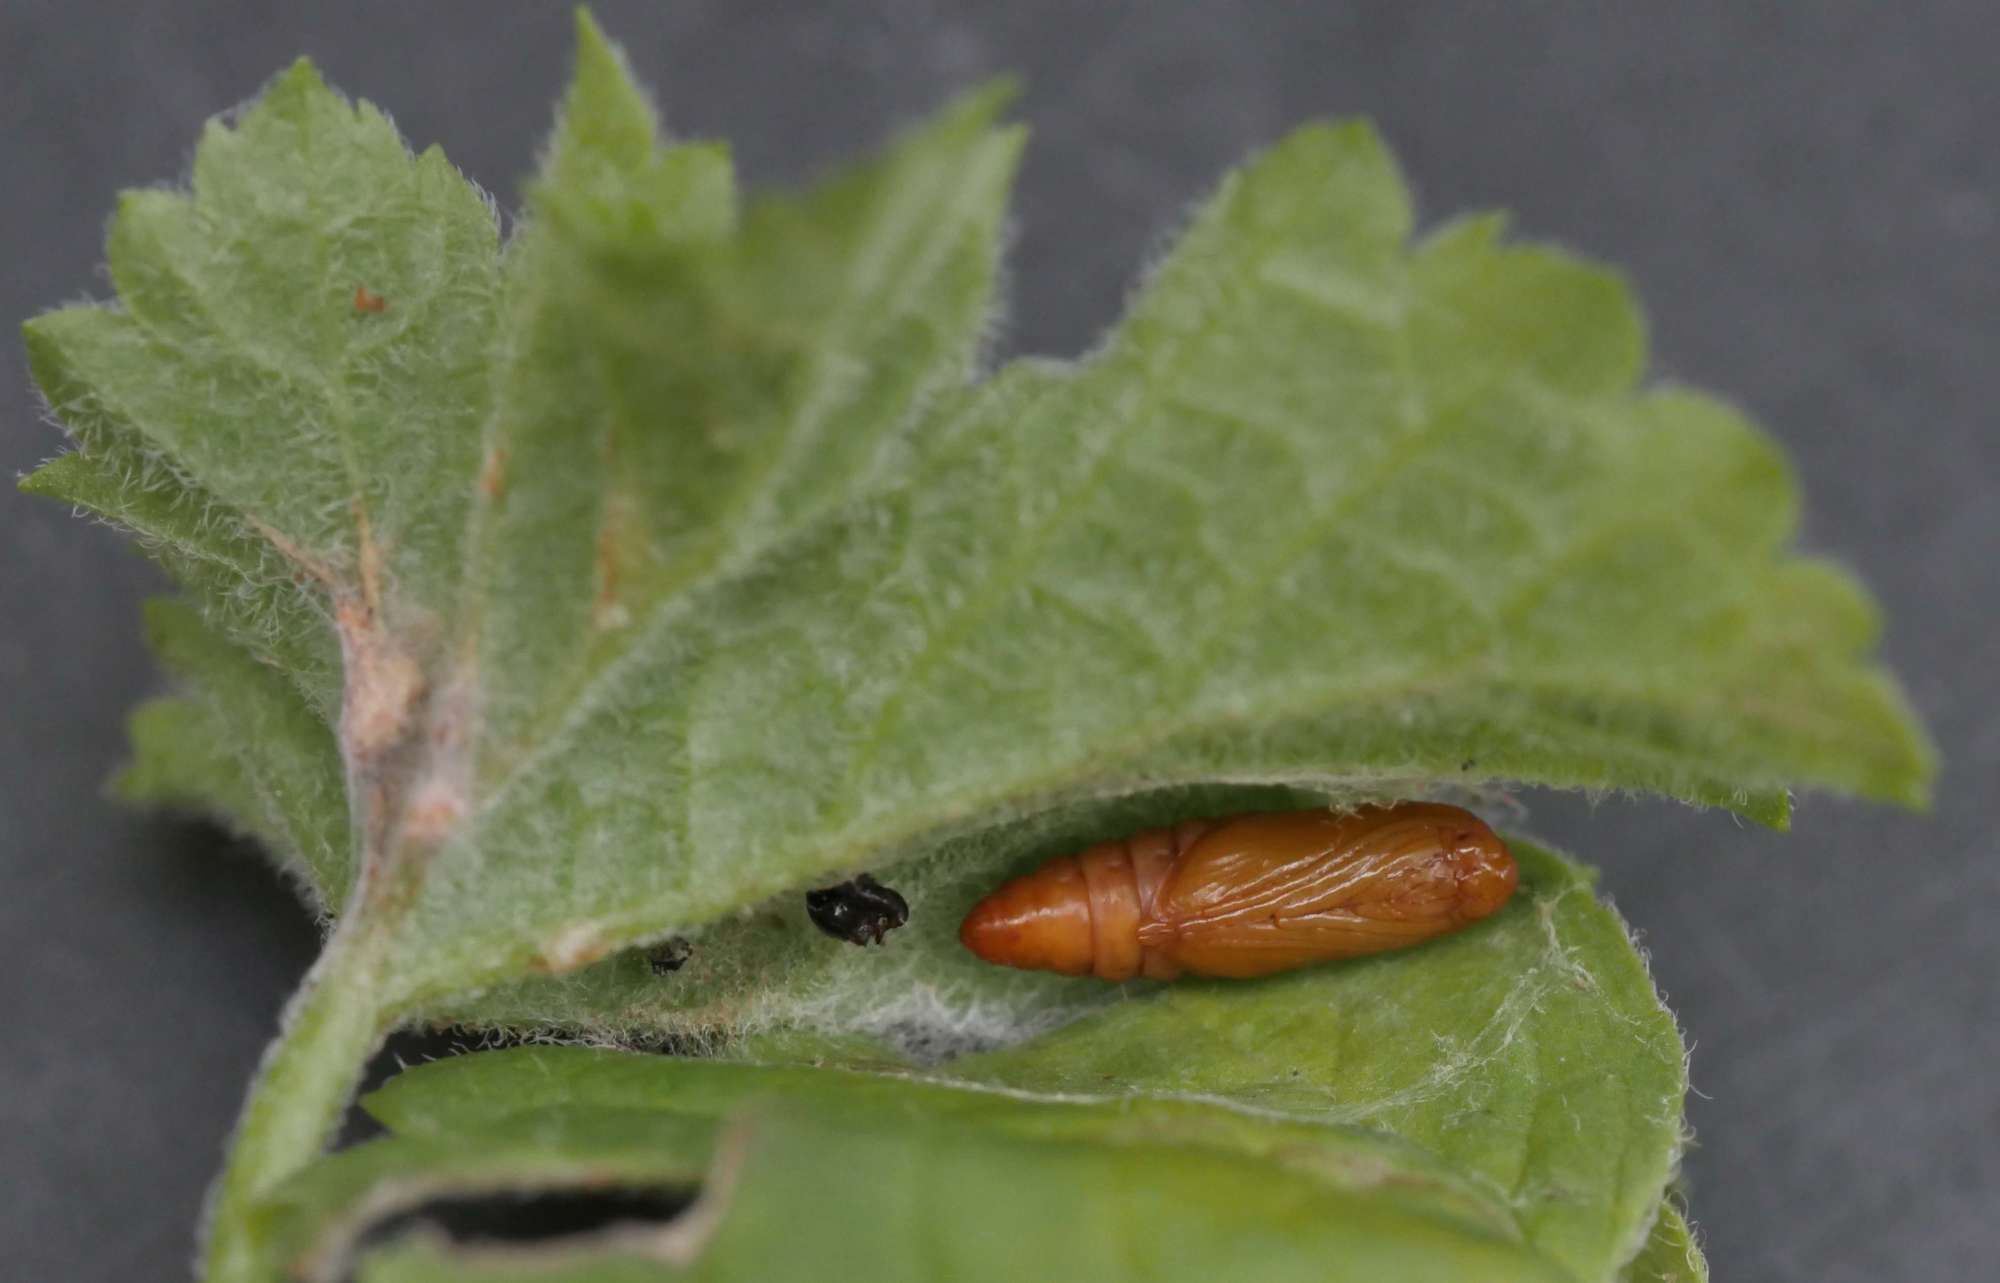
[959,802,1518,981]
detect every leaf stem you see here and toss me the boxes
[200,914,396,1283]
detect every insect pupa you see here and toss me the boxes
[959,802,1517,981]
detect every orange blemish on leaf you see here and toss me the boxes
[591,492,636,630]
[531,922,614,974]
[399,778,466,847]
[335,596,425,761]
[329,506,424,765]
[478,445,509,500]
[352,284,388,313]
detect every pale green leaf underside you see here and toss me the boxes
[299,840,1676,1283]
[134,599,353,905]
[312,1069,1529,1277]
[17,14,1905,1279]
[20,14,1930,1023]
[382,114,1931,1011]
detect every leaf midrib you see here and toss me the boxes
[387,644,1801,1012]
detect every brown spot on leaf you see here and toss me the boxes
[353,284,388,313]
[337,594,426,761]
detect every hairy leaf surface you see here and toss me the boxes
[334,1104,1567,1283]
[1620,1204,1708,1283]
[243,840,1680,1283]
[22,13,1928,1026]
[17,14,1924,1280]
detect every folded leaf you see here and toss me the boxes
[260,838,1676,1280]
[405,841,1679,1282]
[339,1107,1570,1282]
[280,1063,1568,1283]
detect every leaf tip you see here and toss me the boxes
[274,55,327,92]
[945,75,1025,127]
[1239,116,1415,247]
[571,6,617,75]
[539,6,665,182]
[1874,693,1942,813]
[256,55,337,119]
[572,9,652,119]
[1294,117,1396,168]
[19,307,90,410]
[945,78,1030,172]
[1420,210,1512,257]
[17,455,75,500]
[19,308,62,359]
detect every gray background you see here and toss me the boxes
[4,3,1993,1280]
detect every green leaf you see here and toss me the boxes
[16,10,1931,1279]
[284,1065,1567,1283]
[463,24,1023,790]
[27,59,502,612]
[401,114,1928,1019]
[21,4,1928,1018]
[349,1111,1570,1283]
[17,430,344,716]
[115,696,268,833]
